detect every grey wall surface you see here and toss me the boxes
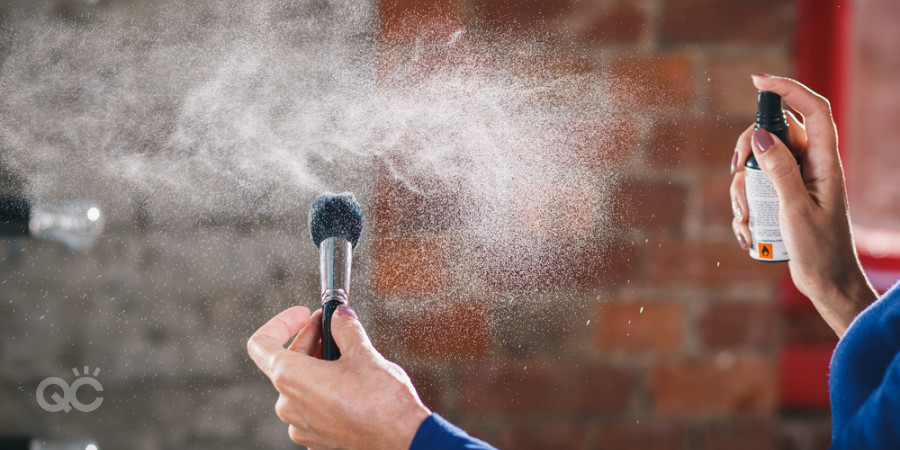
[0,1,376,448]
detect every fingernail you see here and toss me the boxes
[335,305,358,320]
[751,73,772,78]
[738,234,748,250]
[732,201,743,222]
[752,128,775,153]
[730,151,738,174]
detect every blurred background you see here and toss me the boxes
[1,0,899,449]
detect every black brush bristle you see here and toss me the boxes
[308,192,363,248]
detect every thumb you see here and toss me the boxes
[751,128,808,206]
[331,305,374,358]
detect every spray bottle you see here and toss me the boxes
[745,91,798,262]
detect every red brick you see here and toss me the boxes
[699,301,778,350]
[469,0,571,33]
[698,175,736,234]
[780,418,833,450]
[370,234,450,296]
[604,54,695,110]
[373,172,467,232]
[661,0,793,44]
[594,300,683,352]
[650,356,777,417]
[596,421,686,450]
[375,28,491,87]
[506,176,566,238]
[474,237,639,291]
[647,116,749,170]
[645,236,784,287]
[697,421,785,450]
[398,302,491,357]
[582,365,638,414]
[471,237,554,291]
[377,0,464,42]
[569,239,641,290]
[566,0,649,44]
[460,361,635,415]
[501,43,597,82]
[708,54,792,117]
[611,178,688,230]
[493,421,591,449]
[506,172,607,239]
[405,367,447,412]
[784,310,838,344]
[493,301,568,357]
[561,117,641,170]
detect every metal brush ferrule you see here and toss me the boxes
[319,236,352,306]
[321,288,349,306]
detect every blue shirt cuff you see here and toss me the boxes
[410,413,495,450]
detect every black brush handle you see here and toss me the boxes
[321,300,342,360]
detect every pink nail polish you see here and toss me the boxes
[752,128,775,153]
[738,234,748,250]
[731,151,738,174]
[336,304,358,320]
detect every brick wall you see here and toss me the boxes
[371,0,833,449]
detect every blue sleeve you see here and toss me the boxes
[410,413,496,450]
[831,351,900,449]
[830,281,900,449]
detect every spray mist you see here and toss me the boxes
[744,91,798,262]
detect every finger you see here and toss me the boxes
[750,75,837,160]
[288,309,323,357]
[275,394,299,424]
[785,109,808,154]
[732,124,755,174]
[730,171,750,250]
[730,172,747,225]
[330,305,374,358]
[247,306,312,375]
[733,217,750,250]
[751,129,811,208]
[288,424,307,446]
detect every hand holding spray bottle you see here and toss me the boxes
[744,91,800,262]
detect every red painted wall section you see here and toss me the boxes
[781,0,900,411]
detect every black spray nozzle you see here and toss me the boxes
[757,91,784,123]
[756,90,789,147]
[758,91,782,114]
[308,192,363,248]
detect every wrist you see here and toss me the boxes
[816,266,878,336]
[394,403,431,450]
[836,267,878,314]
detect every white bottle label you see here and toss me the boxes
[745,166,789,261]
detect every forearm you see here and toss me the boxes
[813,265,878,337]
